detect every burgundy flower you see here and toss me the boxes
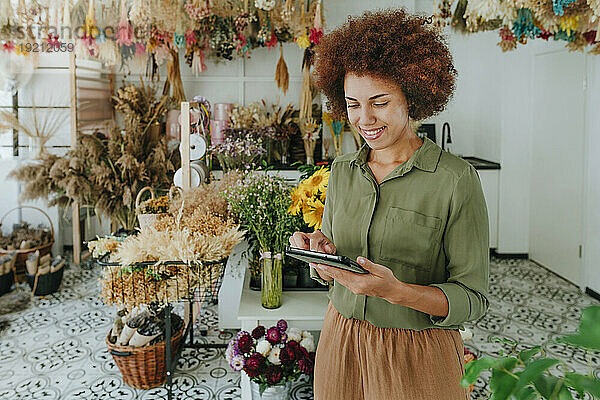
[265,364,283,385]
[298,356,314,375]
[244,352,266,378]
[237,333,254,354]
[251,325,266,339]
[287,340,302,358]
[279,344,296,366]
[266,327,281,344]
[276,319,288,333]
[298,346,309,359]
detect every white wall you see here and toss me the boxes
[583,56,600,294]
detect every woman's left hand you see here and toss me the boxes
[316,257,409,304]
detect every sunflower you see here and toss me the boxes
[298,181,315,201]
[304,167,329,195]
[303,197,325,229]
[288,187,303,215]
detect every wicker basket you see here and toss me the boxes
[106,317,185,389]
[0,206,54,283]
[135,187,160,231]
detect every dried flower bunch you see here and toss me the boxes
[101,176,245,307]
[10,82,176,231]
[0,96,69,159]
[137,196,169,215]
[111,80,169,133]
[108,305,184,347]
[0,223,51,250]
[226,319,316,394]
[87,235,127,259]
[434,0,600,53]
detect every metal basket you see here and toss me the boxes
[97,258,228,309]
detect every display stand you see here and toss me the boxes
[99,258,228,400]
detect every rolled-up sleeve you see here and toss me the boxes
[429,166,490,327]
[310,165,336,286]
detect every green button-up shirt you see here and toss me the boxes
[312,137,489,330]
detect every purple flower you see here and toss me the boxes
[276,319,288,333]
[237,330,250,339]
[266,327,281,345]
[230,355,245,371]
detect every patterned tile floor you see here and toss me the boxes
[0,257,598,399]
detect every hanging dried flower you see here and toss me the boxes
[255,0,276,12]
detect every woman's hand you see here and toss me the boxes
[289,231,336,282]
[315,256,410,303]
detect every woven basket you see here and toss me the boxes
[135,187,159,231]
[106,317,185,389]
[0,206,54,283]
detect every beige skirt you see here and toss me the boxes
[314,302,469,400]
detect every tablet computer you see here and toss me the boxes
[285,246,369,274]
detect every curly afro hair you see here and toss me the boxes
[313,9,457,121]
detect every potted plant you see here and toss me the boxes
[225,319,316,399]
[461,305,600,399]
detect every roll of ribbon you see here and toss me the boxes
[180,133,207,161]
[191,160,209,183]
[173,167,201,188]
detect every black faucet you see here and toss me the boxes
[441,122,452,151]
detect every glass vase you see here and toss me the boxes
[261,251,282,309]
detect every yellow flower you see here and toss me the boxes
[296,34,310,49]
[303,197,325,229]
[288,188,303,215]
[304,167,329,195]
[298,181,315,200]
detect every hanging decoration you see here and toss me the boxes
[433,0,600,53]
[0,0,329,75]
[275,43,289,95]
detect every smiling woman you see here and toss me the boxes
[288,8,489,400]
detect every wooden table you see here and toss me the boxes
[237,270,329,400]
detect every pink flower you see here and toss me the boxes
[266,327,281,344]
[276,319,287,332]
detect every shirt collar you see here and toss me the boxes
[350,137,441,173]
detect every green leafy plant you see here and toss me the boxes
[461,305,600,399]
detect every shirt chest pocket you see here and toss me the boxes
[379,207,442,272]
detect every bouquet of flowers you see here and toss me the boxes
[288,166,330,230]
[209,131,267,171]
[226,319,316,395]
[222,173,302,308]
